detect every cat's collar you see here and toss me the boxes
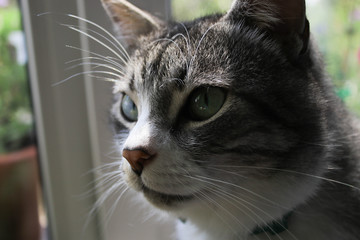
[178,217,187,224]
[251,211,293,236]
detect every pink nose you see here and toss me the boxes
[122,149,154,175]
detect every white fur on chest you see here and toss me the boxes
[175,204,350,240]
[172,175,323,240]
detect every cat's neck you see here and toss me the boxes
[175,176,321,240]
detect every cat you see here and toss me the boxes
[98,0,360,239]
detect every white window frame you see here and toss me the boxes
[21,0,172,239]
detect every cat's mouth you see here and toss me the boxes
[141,184,194,207]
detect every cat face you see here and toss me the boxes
[104,0,331,220]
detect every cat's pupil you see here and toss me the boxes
[121,94,138,122]
[188,87,226,121]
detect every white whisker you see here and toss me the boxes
[188,23,220,75]
[90,178,126,216]
[63,23,129,63]
[178,22,192,57]
[190,174,289,211]
[67,14,130,60]
[84,178,126,232]
[212,165,360,192]
[205,166,248,179]
[87,76,121,83]
[63,24,128,65]
[65,61,125,76]
[65,45,125,68]
[194,189,248,238]
[207,184,298,240]
[66,56,125,70]
[53,70,124,86]
[151,38,189,70]
[104,186,129,224]
[171,31,191,69]
[202,184,274,240]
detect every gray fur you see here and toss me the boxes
[102,0,360,239]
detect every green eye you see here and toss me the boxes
[121,94,138,122]
[188,87,226,121]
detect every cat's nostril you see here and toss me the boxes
[122,149,154,175]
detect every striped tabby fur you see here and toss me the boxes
[99,0,360,239]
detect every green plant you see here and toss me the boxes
[0,6,33,154]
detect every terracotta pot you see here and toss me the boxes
[0,145,40,240]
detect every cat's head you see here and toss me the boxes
[102,0,331,225]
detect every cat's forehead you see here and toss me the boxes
[113,15,282,99]
[122,20,234,93]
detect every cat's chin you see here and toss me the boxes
[124,167,197,209]
[141,185,195,209]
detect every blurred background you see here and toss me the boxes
[0,0,41,240]
[0,0,359,240]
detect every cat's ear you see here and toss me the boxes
[225,0,309,57]
[101,0,165,50]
